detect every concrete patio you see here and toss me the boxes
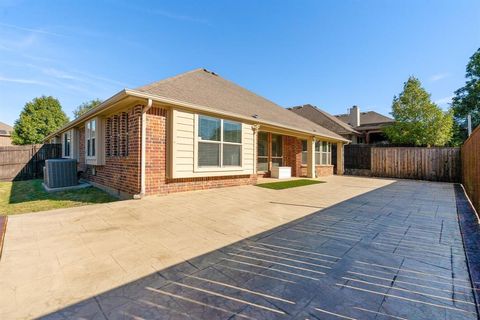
[0,176,478,319]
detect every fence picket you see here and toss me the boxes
[462,127,480,213]
[0,144,61,181]
[344,145,460,183]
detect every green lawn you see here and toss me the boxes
[0,179,118,215]
[256,179,325,190]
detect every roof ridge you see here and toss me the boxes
[136,68,207,91]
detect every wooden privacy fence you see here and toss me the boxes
[344,144,371,170]
[462,126,480,213]
[0,144,61,181]
[344,145,461,182]
[371,147,461,182]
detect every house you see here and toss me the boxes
[45,69,348,198]
[0,122,13,146]
[335,106,394,144]
[290,104,394,144]
[289,104,360,143]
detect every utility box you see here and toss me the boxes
[271,166,292,179]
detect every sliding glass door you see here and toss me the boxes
[257,132,283,172]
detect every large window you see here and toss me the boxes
[86,119,96,157]
[301,140,332,165]
[63,131,71,157]
[257,132,268,171]
[198,115,242,168]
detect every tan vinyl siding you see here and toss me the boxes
[171,109,255,178]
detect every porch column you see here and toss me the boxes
[307,137,316,178]
[252,125,259,174]
[336,142,344,175]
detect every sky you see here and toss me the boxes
[0,0,479,126]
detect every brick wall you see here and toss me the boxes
[144,107,257,196]
[300,165,334,177]
[82,105,143,197]
[283,136,303,177]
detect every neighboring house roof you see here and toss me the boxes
[335,111,394,128]
[289,104,359,135]
[0,121,13,136]
[136,69,346,141]
[46,68,348,142]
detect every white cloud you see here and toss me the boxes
[435,95,453,106]
[0,76,49,86]
[151,9,210,24]
[429,73,450,82]
[0,22,65,37]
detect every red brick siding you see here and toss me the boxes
[145,107,166,194]
[300,165,334,177]
[82,105,143,196]
[283,136,303,177]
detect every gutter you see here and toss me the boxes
[134,98,153,199]
[46,88,350,144]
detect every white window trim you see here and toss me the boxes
[62,130,72,158]
[302,140,332,166]
[194,114,244,172]
[86,118,97,160]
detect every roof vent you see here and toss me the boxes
[203,68,218,76]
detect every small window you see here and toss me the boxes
[86,122,91,156]
[86,119,96,158]
[63,131,71,157]
[301,140,307,165]
[91,119,96,157]
[197,115,242,168]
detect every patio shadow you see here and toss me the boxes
[37,181,479,320]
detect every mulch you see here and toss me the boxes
[0,215,6,260]
[455,184,480,317]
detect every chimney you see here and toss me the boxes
[349,105,360,127]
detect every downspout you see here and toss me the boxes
[134,98,153,199]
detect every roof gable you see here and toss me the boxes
[289,104,358,135]
[0,121,13,136]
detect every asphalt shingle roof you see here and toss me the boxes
[335,111,394,127]
[137,68,346,141]
[289,104,358,135]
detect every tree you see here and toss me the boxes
[451,47,480,144]
[73,99,102,118]
[384,77,453,146]
[12,96,69,145]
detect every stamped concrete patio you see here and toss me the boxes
[0,176,478,319]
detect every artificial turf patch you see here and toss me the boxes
[256,179,325,190]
